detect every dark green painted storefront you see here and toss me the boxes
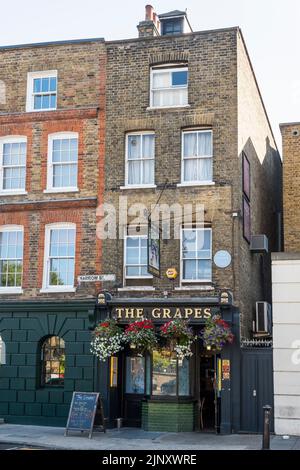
[0,300,96,426]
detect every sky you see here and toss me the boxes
[1,0,300,151]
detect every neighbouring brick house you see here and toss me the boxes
[96,6,282,433]
[0,38,106,425]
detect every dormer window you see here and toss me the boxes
[162,18,183,36]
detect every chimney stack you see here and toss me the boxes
[137,5,160,38]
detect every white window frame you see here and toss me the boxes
[124,231,152,281]
[150,65,188,108]
[125,131,155,188]
[0,225,24,294]
[45,132,79,193]
[0,136,27,195]
[181,129,213,185]
[0,335,6,364]
[26,70,57,112]
[180,227,212,284]
[41,223,76,293]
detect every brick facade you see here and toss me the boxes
[0,40,106,299]
[103,28,282,337]
[280,123,300,251]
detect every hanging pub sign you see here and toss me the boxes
[148,220,160,277]
[65,392,106,439]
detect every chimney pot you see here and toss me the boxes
[145,4,154,21]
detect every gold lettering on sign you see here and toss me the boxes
[115,308,124,319]
[136,308,144,319]
[152,308,161,319]
[194,308,203,319]
[184,308,193,319]
[163,308,171,319]
[174,308,182,318]
[204,308,212,319]
[125,308,136,319]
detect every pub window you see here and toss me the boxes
[152,349,190,396]
[125,356,145,394]
[40,336,65,387]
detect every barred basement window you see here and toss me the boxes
[41,336,65,387]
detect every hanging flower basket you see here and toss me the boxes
[159,319,196,359]
[200,315,234,352]
[124,319,157,356]
[90,319,125,362]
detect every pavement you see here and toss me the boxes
[0,424,300,450]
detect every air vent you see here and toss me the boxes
[255,302,272,335]
[292,130,300,136]
[250,234,268,253]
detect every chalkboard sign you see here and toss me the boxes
[65,392,105,439]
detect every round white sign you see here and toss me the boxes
[214,250,232,268]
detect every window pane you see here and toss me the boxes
[128,161,141,184]
[34,95,42,109]
[183,259,197,280]
[33,78,41,93]
[126,266,140,277]
[197,230,211,258]
[197,260,212,280]
[178,357,190,395]
[42,95,50,109]
[50,94,57,108]
[152,350,177,396]
[198,132,212,156]
[41,77,50,92]
[125,357,145,394]
[41,336,65,387]
[49,77,57,92]
[128,135,141,160]
[172,70,188,86]
[142,134,154,158]
[142,159,154,184]
[152,71,170,89]
[182,230,196,258]
[184,133,197,157]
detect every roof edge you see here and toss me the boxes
[280,122,300,128]
[0,37,104,51]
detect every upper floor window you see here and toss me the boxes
[181,227,212,283]
[0,137,27,194]
[182,130,213,184]
[47,133,78,192]
[42,223,76,291]
[150,66,188,108]
[0,226,23,291]
[126,132,155,186]
[26,71,57,112]
[40,336,65,387]
[125,228,152,279]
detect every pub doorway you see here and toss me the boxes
[196,351,221,433]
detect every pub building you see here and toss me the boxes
[0,6,282,434]
[91,291,240,433]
